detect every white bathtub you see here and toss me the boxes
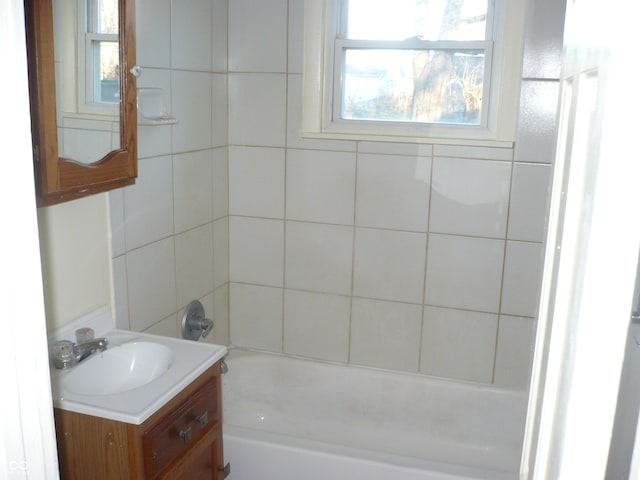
[222,349,527,480]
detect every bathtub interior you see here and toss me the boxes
[222,349,528,477]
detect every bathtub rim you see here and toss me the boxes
[223,345,530,396]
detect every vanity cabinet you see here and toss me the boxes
[54,362,226,480]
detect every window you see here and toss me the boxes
[302,0,526,143]
[79,0,120,114]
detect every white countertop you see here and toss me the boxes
[50,329,227,425]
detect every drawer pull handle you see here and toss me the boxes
[195,411,209,427]
[178,427,192,444]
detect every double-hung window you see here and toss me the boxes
[78,0,120,114]
[303,0,525,143]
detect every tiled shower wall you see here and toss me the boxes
[225,0,563,389]
[109,0,565,389]
[109,0,230,345]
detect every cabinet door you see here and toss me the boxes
[143,377,218,477]
[158,425,222,480]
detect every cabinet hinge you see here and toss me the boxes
[33,144,40,163]
[218,462,231,478]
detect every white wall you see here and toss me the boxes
[1,0,59,475]
[37,194,112,332]
[223,0,564,389]
[107,0,230,343]
[42,0,564,391]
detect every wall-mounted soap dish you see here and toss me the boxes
[137,87,178,125]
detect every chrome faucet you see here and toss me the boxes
[74,338,109,363]
[52,338,109,369]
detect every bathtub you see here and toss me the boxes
[222,349,527,480]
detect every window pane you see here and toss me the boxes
[342,48,485,125]
[346,0,488,41]
[97,0,118,34]
[92,40,119,103]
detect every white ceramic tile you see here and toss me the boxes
[288,0,305,74]
[229,73,286,147]
[212,74,228,148]
[286,149,356,224]
[175,224,214,307]
[136,69,173,158]
[143,314,180,338]
[170,0,212,71]
[108,189,125,257]
[285,221,353,295]
[230,283,283,351]
[430,158,512,238]
[286,74,357,152]
[357,142,433,157]
[501,241,543,317]
[138,123,173,160]
[112,255,129,330]
[494,315,536,389]
[212,0,228,72]
[420,306,498,383]
[355,153,431,232]
[135,0,171,68]
[514,80,560,164]
[171,71,212,153]
[283,290,350,362]
[521,0,565,79]
[126,238,176,332]
[229,146,285,218]
[213,217,229,288]
[228,0,287,72]
[432,145,513,161]
[123,156,174,250]
[350,298,422,372]
[213,147,229,220]
[353,228,427,304]
[213,284,230,345]
[425,234,504,312]
[173,150,214,234]
[228,217,284,287]
[508,163,552,242]
[61,117,112,131]
[61,128,112,163]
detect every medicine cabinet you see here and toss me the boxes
[24,0,137,206]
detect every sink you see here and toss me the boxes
[50,327,227,424]
[63,341,173,396]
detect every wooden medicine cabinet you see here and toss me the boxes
[24,0,137,207]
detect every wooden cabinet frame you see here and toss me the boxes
[24,0,137,207]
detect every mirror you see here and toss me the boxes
[24,0,137,206]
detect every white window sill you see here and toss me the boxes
[301,130,515,149]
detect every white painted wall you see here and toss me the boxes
[0,0,60,476]
[37,194,112,332]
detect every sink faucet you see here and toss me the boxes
[52,338,109,369]
[74,338,109,363]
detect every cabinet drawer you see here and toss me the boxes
[143,377,218,477]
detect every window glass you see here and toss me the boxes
[342,48,486,124]
[86,0,119,106]
[346,0,489,41]
[338,0,491,126]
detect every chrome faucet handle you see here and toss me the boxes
[200,318,214,338]
[182,300,215,341]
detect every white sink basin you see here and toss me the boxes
[50,329,227,425]
[63,342,173,396]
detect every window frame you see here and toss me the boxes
[302,0,526,145]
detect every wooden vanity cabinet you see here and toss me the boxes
[55,362,226,480]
